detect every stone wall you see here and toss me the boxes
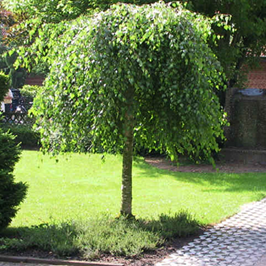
[227,91,266,149]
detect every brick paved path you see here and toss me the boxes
[156,198,266,266]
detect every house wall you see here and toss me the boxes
[245,58,266,89]
[24,75,45,86]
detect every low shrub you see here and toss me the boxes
[140,211,200,239]
[0,128,28,230]
[0,124,40,148]
[0,222,79,256]
[76,215,161,259]
[20,85,40,99]
[20,85,41,111]
[0,212,199,259]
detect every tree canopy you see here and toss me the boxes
[31,2,224,156]
[0,4,27,88]
[5,0,266,89]
[25,2,226,215]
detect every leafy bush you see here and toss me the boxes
[20,85,41,111]
[1,124,40,148]
[0,72,9,102]
[20,85,40,99]
[0,128,28,230]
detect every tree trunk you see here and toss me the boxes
[120,120,134,217]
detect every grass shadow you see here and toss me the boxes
[133,157,266,194]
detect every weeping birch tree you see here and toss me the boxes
[15,2,225,216]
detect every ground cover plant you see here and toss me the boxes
[1,150,265,259]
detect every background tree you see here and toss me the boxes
[0,4,15,70]
[0,4,27,88]
[178,0,266,141]
[26,3,226,216]
[179,0,266,94]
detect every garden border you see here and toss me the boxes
[0,255,123,266]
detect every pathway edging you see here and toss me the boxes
[0,255,123,266]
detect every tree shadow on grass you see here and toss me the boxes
[133,157,266,194]
[0,211,200,260]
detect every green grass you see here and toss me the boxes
[12,151,266,227]
[2,150,266,259]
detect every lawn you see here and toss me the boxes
[1,150,265,259]
[12,150,266,227]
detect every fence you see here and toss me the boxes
[1,112,34,125]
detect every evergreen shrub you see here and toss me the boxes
[1,124,40,148]
[0,72,9,102]
[0,128,28,230]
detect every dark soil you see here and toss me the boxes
[145,156,266,173]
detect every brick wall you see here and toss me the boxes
[246,59,266,89]
[24,75,45,86]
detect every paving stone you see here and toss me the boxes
[155,197,266,266]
